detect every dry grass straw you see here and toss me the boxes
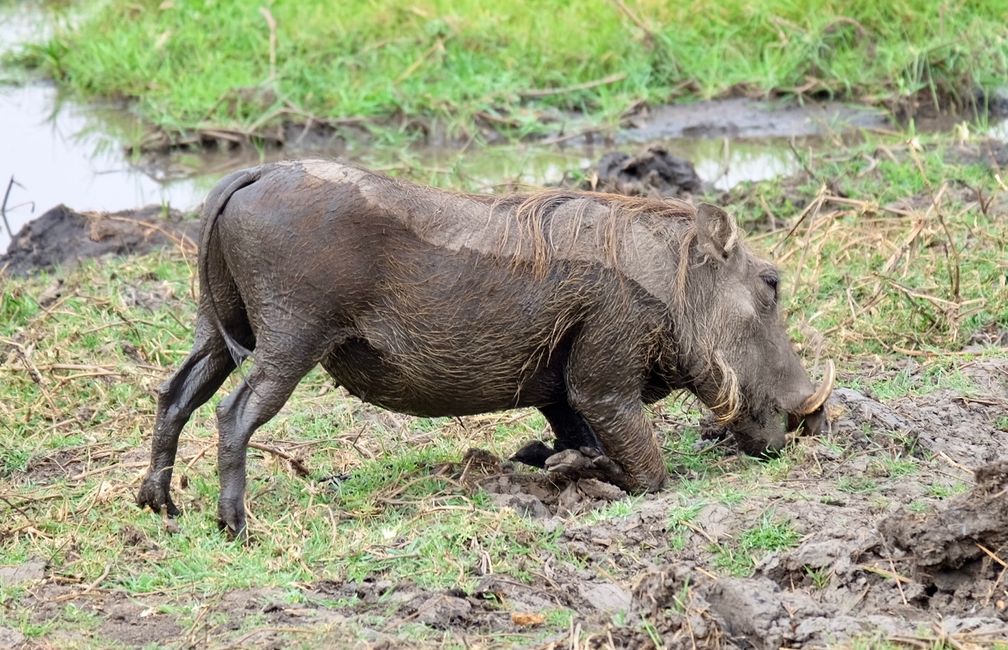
[759,146,1001,356]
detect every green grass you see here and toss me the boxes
[726,133,1008,356]
[805,566,831,589]
[583,495,643,523]
[927,480,969,499]
[713,512,800,576]
[845,363,976,401]
[838,477,878,494]
[10,0,1008,140]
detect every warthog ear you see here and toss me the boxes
[695,203,738,261]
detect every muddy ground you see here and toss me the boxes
[0,204,197,276]
[3,359,1006,648]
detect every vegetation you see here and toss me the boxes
[13,0,1008,140]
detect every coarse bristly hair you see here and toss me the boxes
[483,188,745,422]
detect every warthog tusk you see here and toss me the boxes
[799,360,835,415]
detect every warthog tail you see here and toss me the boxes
[198,166,263,367]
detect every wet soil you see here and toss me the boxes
[8,356,1006,648]
[582,146,704,198]
[618,98,890,143]
[0,204,197,276]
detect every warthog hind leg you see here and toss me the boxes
[215,346,321,540]
[137,317,236,516]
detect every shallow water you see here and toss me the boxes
[0,83,209,242]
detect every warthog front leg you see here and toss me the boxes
[137,318,235,516]
[561,336,669,493]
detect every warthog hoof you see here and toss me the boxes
[136,478,180,517]
[511,440,556,468]
[544,446,632,491]
[217,499,249,543]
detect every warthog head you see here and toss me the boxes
[673,203,833,454]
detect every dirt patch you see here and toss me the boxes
[0,559,45,587]
[1,204,197,276]
[880,460,1008,608]
[945,137,1008,171]
[618,98,889,142]
[0,627,26,648]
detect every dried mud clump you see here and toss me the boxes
[879,459,1008,614]
[594,566,725,649]
[454,448,629,518]
[1,204,197,276]
[584,146,703,198]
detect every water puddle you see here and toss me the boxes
[988,120,1008,140]
[0,83,209,245]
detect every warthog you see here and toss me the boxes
[137,160,833,536]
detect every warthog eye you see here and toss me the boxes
[762,273,779,300]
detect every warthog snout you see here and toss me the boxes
[739,361,836,455]
[787,360,835,437]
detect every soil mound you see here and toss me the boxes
[879,460,1008,609]
[1,204,197,276]
[584,146,703,197]
[454,448,629,519]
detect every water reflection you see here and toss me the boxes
[0,83,209,246]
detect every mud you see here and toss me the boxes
[582,146,704,198]
[618,98,889,143]
[0,204,197,276]
[6,356,1008,647]
[880,460,1008,592]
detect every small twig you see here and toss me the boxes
[977,543,1008,569]
[609,0,658,42]
[2,175,17,240]
[182,441,217,474]
[396,38,445,83]
[248,441,310,477]
[52,561,113,602]
[0,495,32,521]
[787,138,823,185]
[773,186,827,255]
[889,555,909,605]
[6,339,59,416]
[259,7,277,85]
[860,563,913,583]
[931,190,962,303]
